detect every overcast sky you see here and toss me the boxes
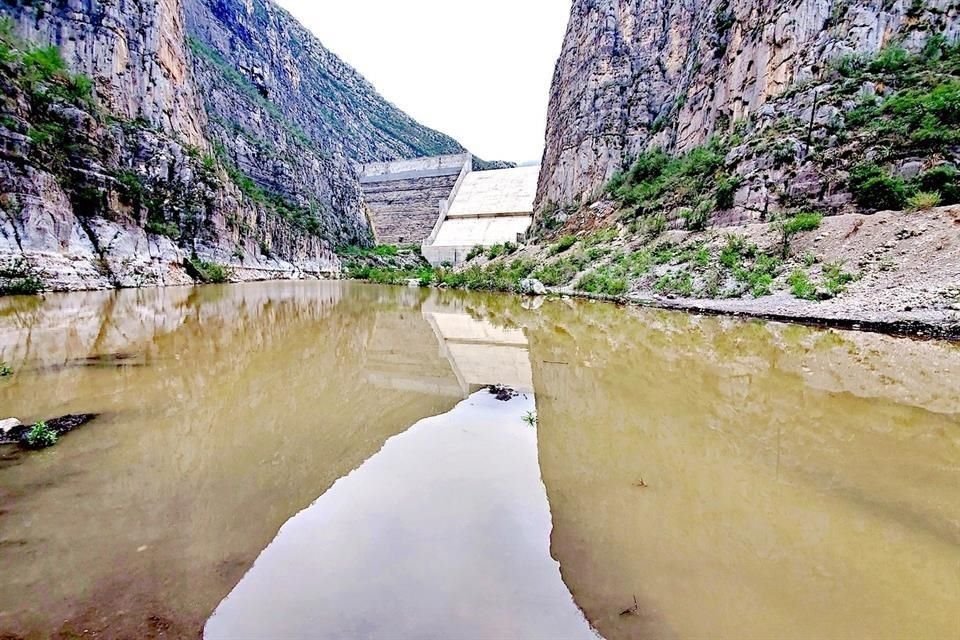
[273,0,572,165]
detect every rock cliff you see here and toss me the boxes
[0,0,478,293]
[537,0,959,222]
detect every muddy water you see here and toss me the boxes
[0,282,957,639]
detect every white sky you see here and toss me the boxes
[273,0,572,165]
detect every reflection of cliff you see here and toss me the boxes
[527,301,960,640]
[0,282,462,638]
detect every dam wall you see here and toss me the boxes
[422,165,540,266]
[360,154,472,245]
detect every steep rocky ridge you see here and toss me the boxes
[0,0,351,291]
[0,0,498,294]
[184,0,469,165]
[538,0,959,215]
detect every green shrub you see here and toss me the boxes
[788,270,817,300]
[186,257,232,284]
[486,243,505,260]
[146,220,181,240]
[0,259,44,296]
[23,421,58,450]
[0,362,12,377]
[907,190,942,211]
[683,199,712,231]
[466,246,484,261]
[782,212,824,235]
[645,213,667,237]
[534,257,581,286]
[584,227,618,246]
[620,250,653,276]
[849,164,908,211]
[868,46,910,73]
[823,261,855,296]
[373,245,399,257]
[916,165,959,204]
[734,253,781,297]
[719,234,756,269]
[549,235,577,255]
[715,175,741,209]
[655,271,694,297]
[576,268,628,296]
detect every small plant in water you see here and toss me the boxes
[0,361,12,377]
[23,421,57,449]
[522,411,538,428]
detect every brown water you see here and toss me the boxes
[0,282,957,639]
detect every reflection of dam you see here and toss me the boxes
[364,294,534,398]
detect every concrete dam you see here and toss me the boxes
[360,154,539,266]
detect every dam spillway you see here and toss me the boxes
[359,155,539,265]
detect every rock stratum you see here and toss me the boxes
[0,0,473,292]
[538,0,959,219]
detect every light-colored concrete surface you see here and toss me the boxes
[361,154,471,183]
[422,165,540,266]
[447,166,540,217]
[433,216,533,247]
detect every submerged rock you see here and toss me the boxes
[0,414,99,447]
[487,385,519,402]
[0,418,23,435]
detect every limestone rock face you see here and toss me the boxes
[9,0,208,147]
[538,0,959,208]
[184,0,468,163]
[0,0,479,291]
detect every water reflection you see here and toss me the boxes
[205,391,594,639]
[0,283,957,639]
[529,301,960,640]
[0,283,474,637]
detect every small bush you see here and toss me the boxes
[715,175,741,209]
[849,164,908,211]
[186,257,232,284]
[576,268,629,296]
[549,235,577,255]
[788,270,817,300]
[683,200,712,231]
[0,362,12,377]
[916,164,959,204]
[486,243,505,260]
[823,261,855,296]
[146,220,181,240]
[466,246,484,261]
[868,46,910,73]
[645,213,667,237]
[373,245,399,257]
[783,212,824,235]
[23,421,58,450]
[655,271,694,297]
[719,234,756,269]
[534,257,581,286]
[907,191,942,211]
[0,259,44,296]
[734,253,781,297]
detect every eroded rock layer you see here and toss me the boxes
[538,0,959,213]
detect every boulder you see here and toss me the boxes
[519,278,547,296]
[0,418,22,434]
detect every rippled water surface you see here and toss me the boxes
[0,282,957,639]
